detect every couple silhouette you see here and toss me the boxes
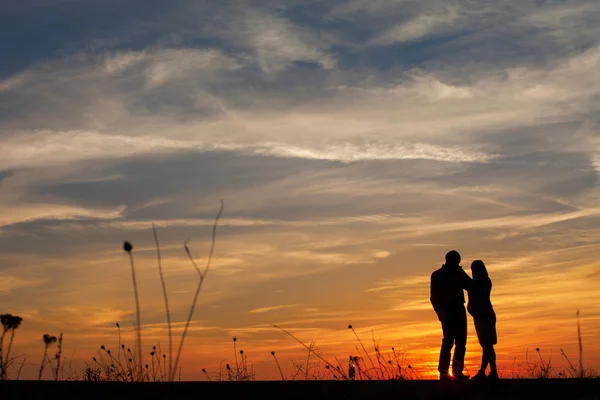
[430,250,498,381]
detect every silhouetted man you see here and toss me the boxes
[430,250,472,380]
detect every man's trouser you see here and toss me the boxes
[438,306,467,375]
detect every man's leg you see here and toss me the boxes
[438,317,454,377]
[451,307,467,376]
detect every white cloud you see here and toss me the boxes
[371,7,461,45]
[330,0,413,17]
[0,203,125,228]
[0,75,25,92]
[526,1,600,45]
[252,141,493,163]
[141,49,240,88]
[246,13,335,72]
[2,41,599,172]
[203,7,335,73]
[0,130,494,171]
[103,51,148,74]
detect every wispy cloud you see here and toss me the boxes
[249,304,300,314]
[235,10,336,73]
[0,275,44,293]
[371,6,461,45]
[3,43,599,172]
[0,203,125,228]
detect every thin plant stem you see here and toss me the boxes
[45,352,53,379]
[233,339,239,373]
[273,324,348,379]
[577,310,584,377]
[271,352,285,380]
[334,357,347,378]
[372,330,387,378]
[305,345,311,379]
[127,250,143,380]
[203,368,212,381]
[38,345,48,380]
[4,329,16,376]
[104,347,126,378]
[151,353,156,382]
[54,333,63,381]
[561,349,577,376]
[512,356,516,379]
[171,200,224,381]
[117,323,121,364]
[15,357,26,380]
[350,326,380,379]
[0,329,6,379]
[184,239,202,277]
[153,223,173,380]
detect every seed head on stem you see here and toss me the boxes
[123,240,142,380]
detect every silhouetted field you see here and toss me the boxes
[2,205,598,388]
[2,378,600,400]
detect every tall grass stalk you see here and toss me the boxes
[349,325,380,379]
[38,334,56,380]
[54,333,63,381]
[152,224,173,379]
[116,323,121,364]
[2,330,16,379]
[1,314,23,380]
[233,337,239,373]
[273,324,348,379]
[171,200,224,381]
[271,351,285,380]
[123,242,142,379]
[38,345,48,379]
[577,310,583,377]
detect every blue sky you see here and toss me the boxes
[2,0,600,379]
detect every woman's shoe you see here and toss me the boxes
[471,371,487,381]
[487,371,499,381]
[439,373,452,381]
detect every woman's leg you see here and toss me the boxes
[475,319,489,374]
[480,345,490,373]
[488,345,497,374]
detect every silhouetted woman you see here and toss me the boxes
[467,260,498,380]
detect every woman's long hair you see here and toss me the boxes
[471,260,489,280]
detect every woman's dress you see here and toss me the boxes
[467,277,497,345]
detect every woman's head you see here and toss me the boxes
[471,260,488,279]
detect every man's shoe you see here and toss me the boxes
[471,371,486,381]
[453,372,470,381]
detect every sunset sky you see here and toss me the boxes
[2,0,600,380]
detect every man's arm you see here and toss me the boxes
[430,271,444,320]
[461,269,473,292]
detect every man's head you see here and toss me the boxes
[445,250,461,266]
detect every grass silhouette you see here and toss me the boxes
[122,241,142,379]
[171,199,224,381]
[1,202,599,383]
[0,312,598,381]
[152,223,173,379]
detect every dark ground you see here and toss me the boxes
[1,379,599,399]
